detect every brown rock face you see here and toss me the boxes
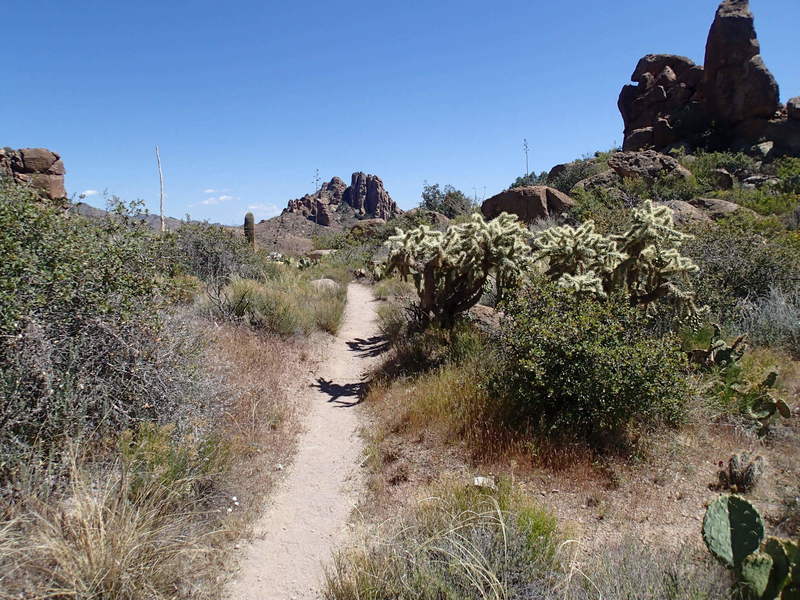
[788,97,800,121]
[703,0,779,124]
[607,150,692,181]
[618,0,796,155]
[481,186,575,224]
[0,147,66,199]
[284,172,400,226]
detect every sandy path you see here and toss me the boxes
[226,283,383,600]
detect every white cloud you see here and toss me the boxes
[202,188,217,194]
[198,194,237,206]
[80,189,99,197]
[247,203,280,219]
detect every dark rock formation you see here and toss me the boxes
[703,0,779,124]
[342,172,398,219]
[789,98,800,121]
[618,0,798,156]
[0,147,66,199]
[284,172,400,226]
[481,186,575,224]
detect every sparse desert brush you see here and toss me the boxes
[0,462,219,600]
[373,277,415,300]
[214,270,347,336]
[324,477,560,600]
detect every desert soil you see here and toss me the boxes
[226,283,381,600]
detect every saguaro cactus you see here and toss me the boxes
[244,212,255,249]
[385,212,531,327]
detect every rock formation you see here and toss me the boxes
[481,186,575,224]
[0,147,66,199]
[283,172,400,225]
[618,0,799,157]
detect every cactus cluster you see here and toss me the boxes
[385,213,532,327]
[703,495,799,599]
[244,212,255,249]
[688,324,748,369]
[533,200,703,315]
[739,372,793,435]
[717,452,765,494]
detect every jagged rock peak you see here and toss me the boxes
[283,172,401,226]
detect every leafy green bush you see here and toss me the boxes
[713,188,798,216]
[492,283,689,445]
[685,150,759,184]
[684,218,800,321]
[0,182,196,481]
[547,154,609,193]
[774,156,800,195]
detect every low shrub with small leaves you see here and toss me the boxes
[492,282,689,446]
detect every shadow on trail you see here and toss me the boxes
[312,377,366,407]
[346,335,389,358]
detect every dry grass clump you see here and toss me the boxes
[213,269,347,336]
[0,320,302,600]
[373,277,416,301]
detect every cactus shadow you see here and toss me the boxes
[346,336,390,358]
[312,377,365,407]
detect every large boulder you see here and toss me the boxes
[703,0,779,124]
[481,186,575,224]
[0,147,66,200]
[689,197,755,220]
[659,200,712,225]
[571,169,621,193]
[607,150,692,181]
[787,97,800,121]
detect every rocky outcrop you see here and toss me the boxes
[607,150,692,181]
[481,186,575,224]
[703,0,779,124]
[342,172,398,220]
[618,0,798,157]
[284,172,400,225]
[0,147,66,200]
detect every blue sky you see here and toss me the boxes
[4,1,798,224]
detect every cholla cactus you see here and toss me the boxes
[385,212,531,327]
[534,200,703,315]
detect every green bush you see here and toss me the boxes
[492,283,689,445]
[547,154,610,193]
[774,156,800,195]
[685,150,759,184]
[0,182,197,481]
[684,218,800,321]
[713,188,798,217]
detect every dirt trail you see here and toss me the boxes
[226,283,383,600]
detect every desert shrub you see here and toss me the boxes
[492,283,689,446]
[684,218,800,321]
[713,188,798,216]
[312,230,350,250]
[774,156,800,195]
[735,287,800,355]
[165,221,269,282]
[548,156,608,193]
[419,182,475,218]
[215,272,346,336]
[373,277,415,300]
[0,182,203,481]
[324,478,559,600]
[562,539,731,600]
[687,150,759,183]
[509,170,548,188]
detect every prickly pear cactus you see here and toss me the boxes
[244,212,255,249]
[703,495,765,569]
[743,372,792,434]
[761,538,792,600]
[741,552,774,598]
